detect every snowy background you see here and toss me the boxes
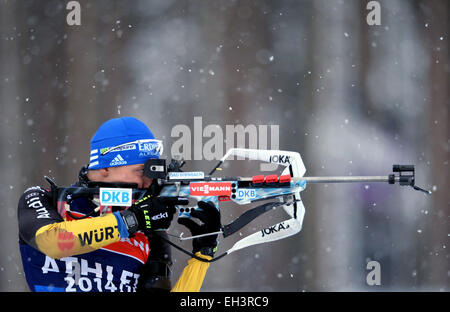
[0,0,448,291]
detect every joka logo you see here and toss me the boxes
[269,155,291,164]
[190,182,232,196]
[110,154,127,166]
[100,188,132,206]
[260,222,290,237]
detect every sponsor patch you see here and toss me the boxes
[169,171,205,180]
[138,141,159,152]
[236,189,257,200]
[151,212,168,221]
[100,144,136,154]
[260,222,290,237]
[78,226,117,246]
[110,154,127,166]
[100,188,132,206]
[190,182,232,196]
[27,196,50,218]
[57,231,75,252]
[269,155,291,164]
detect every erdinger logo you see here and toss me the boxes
[269,155,291,164]
[139,141,159,152]
[190,182,232,196]
[261,222,290,237]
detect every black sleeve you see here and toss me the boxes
[17,186,63,248]
[137,232,173,293]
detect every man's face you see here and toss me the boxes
[103,164,153,189]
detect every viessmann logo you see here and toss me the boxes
[190,182,232,196]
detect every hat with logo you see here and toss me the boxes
[88,117,163,170]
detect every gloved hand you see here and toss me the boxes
[120,196,182,236]
[177,201,221,257]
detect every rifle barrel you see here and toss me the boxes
[238,176,397,183]
[296,176,393,183]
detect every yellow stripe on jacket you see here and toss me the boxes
[34,213,121,259]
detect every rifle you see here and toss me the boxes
[46,148,431,262]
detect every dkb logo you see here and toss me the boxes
[100,188,132,207]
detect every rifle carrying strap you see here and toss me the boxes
[221,201,287,238]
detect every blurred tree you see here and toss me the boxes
[418,0,449,291]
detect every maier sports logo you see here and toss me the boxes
[190,182,232,196]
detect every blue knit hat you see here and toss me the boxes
[88,117,162,170]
